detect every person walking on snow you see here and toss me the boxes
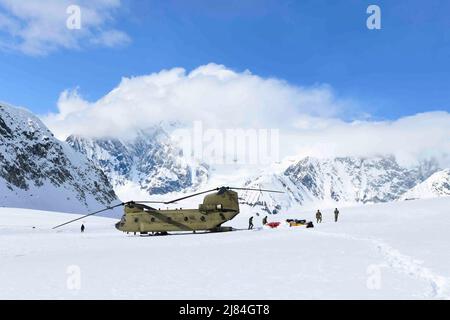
[81,224,85,233]
[248,216,254,230]
[334,208,340,222]
[316,210,322,223]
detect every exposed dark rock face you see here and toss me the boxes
[239,156,440,214]
[67,127,209,196]
[284,156,439,203]
[0,104,118,213]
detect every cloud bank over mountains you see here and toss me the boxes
[42,63,450,167]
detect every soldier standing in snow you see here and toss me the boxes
[262,216,268,225]
[81,224,85,233]
[334,208,340,222]
[248,216,254,230]
[316,210,322,223]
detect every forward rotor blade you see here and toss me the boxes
[52,202,124,230]
[230,187,284,193]
[163,188,220,204]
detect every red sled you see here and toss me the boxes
[266,222,281,228]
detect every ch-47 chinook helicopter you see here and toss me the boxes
[53,186,283,235]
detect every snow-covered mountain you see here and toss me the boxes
[66,127,209,199]
[61,118,445,214]
[400,169,450,200]
[239,156,440,214]
[0,103,118,213]
[284,156,439,203]
[64,120,443,214]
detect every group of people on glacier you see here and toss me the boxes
[249,208,340,230]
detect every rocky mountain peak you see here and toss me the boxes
[66,126,209,197]
[0,103,118,213]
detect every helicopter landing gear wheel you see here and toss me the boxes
[210,226,233,233]
[153,231,169,236]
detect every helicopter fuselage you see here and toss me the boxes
[115,207,239,233]
[115,190,240,233]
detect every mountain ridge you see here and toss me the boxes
[2,102,443,215]
[238,155,441,214]
[400,168,450,200]
[66,127,209,198]
[0,103,118,213]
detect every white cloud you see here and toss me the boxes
[0,0,129,55]
[42,63,450,167]
[44,63,348,138]
[90,29,130,47]
[284,112,450,167]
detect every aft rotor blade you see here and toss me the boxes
[163,188,220,204]
[52,202,124,229]
[230,187,284,193]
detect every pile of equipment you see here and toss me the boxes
[286,219,314,228]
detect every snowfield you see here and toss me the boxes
[0,197,449,300]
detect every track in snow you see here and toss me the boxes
[314,230,450,299]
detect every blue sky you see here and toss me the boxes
[0,0,449,119]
